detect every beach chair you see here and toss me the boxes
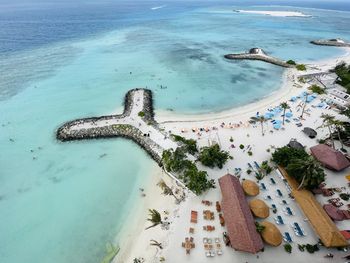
[189,227,194,234]
[182,242,185,248]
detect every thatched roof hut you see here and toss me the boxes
[242,179,260,196]
[249,199,270,218]
[310,144,350,171]
[219,174,264,253]
[260,221,282,246]
[278,167,348,247]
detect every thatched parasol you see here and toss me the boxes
[249,199,269,218]
[260,221,282,246]
[242,179,260,196]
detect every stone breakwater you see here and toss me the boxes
[224,53,294,68]
[310,40,350,47]
[56,88,177,166]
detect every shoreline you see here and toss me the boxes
[155,47,350,123]
[112,47,350,262]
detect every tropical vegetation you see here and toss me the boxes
[172,134,198,155]
[255,222,265,233]
[284,243,292,253]
[296,64,306,71]
[309,84,325,94]
[332,62,350,92]
[286,157,326,190]
[157,179,179,201]
[286,59,296,65]
[250,115,267,136]
[271,146,309,167]
[162,148,215,195]
[280,102,290,125]
[138,111,145,117]
[146,209,162,230]
[271,146,325,190]
[198,144,230,169]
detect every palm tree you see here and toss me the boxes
[150,240,163,249]
[332,119,345,150]
[251,116,267,136]
[319,114,336,149]
[157,179,179,202]
[286,157,325,190]
[146,209,162,230]
[300,94,308,119]
[280,102,290,125]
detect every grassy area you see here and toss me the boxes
[333,62,350,92]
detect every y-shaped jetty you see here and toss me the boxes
[224,48,294,68]
[311,38,350,47]
[57,89,179,165]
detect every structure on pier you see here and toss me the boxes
[310,38,350,47]
[224,48,294,68]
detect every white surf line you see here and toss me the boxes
[151,5,166,10]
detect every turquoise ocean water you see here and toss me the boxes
[1,1,350,262]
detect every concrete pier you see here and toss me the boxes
[224,48,294,68]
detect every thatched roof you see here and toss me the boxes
[242,179,260,196]
[303,127,317,138]
[278,167,348,247]
[260,221,282,246]
[219,174,264,254]
[287,139,304,150]
[249,199,270,218]
[310,144,350,171]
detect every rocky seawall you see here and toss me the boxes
[224,54,294,68]
[56,89,163,166]
[310,40,350,47]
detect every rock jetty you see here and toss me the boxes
[311,39,350,47]
[56,88,178,166]
[224,48,294,68]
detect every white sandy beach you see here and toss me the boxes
[113,48,350,263]
[236,10,311,17]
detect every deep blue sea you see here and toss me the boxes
[1,1,350,263]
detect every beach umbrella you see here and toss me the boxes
[242,180,260,196]
[249,199,270,219]
[260,221,282,246]
[285,112,293,118]
[273,123,281,130]
[317,103,325,108]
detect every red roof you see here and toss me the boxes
[310,144,350,171]
[219,174,264,254]
[323,204,344,221]
[341,230,350,240]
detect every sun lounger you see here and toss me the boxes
[203,238,208,244]
[189,227,194,234]
[182,242,185,248]
[217,250,223,255]
[216,201,221,212]
[205,251,211,257]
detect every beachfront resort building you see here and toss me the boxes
[218,174,264,253]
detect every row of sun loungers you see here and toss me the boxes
[203,225,215,231]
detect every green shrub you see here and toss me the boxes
[309,84,325,94]
[198,144,230,169]
[138,111,145,117]
[248,151,253,156]
[229,137,234,142]
[284,243,292,253]
[286,59,296,65]
[271,146,309,167]
[239,144,244,149]
[247,169,252,175]
[296,64,306,71]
